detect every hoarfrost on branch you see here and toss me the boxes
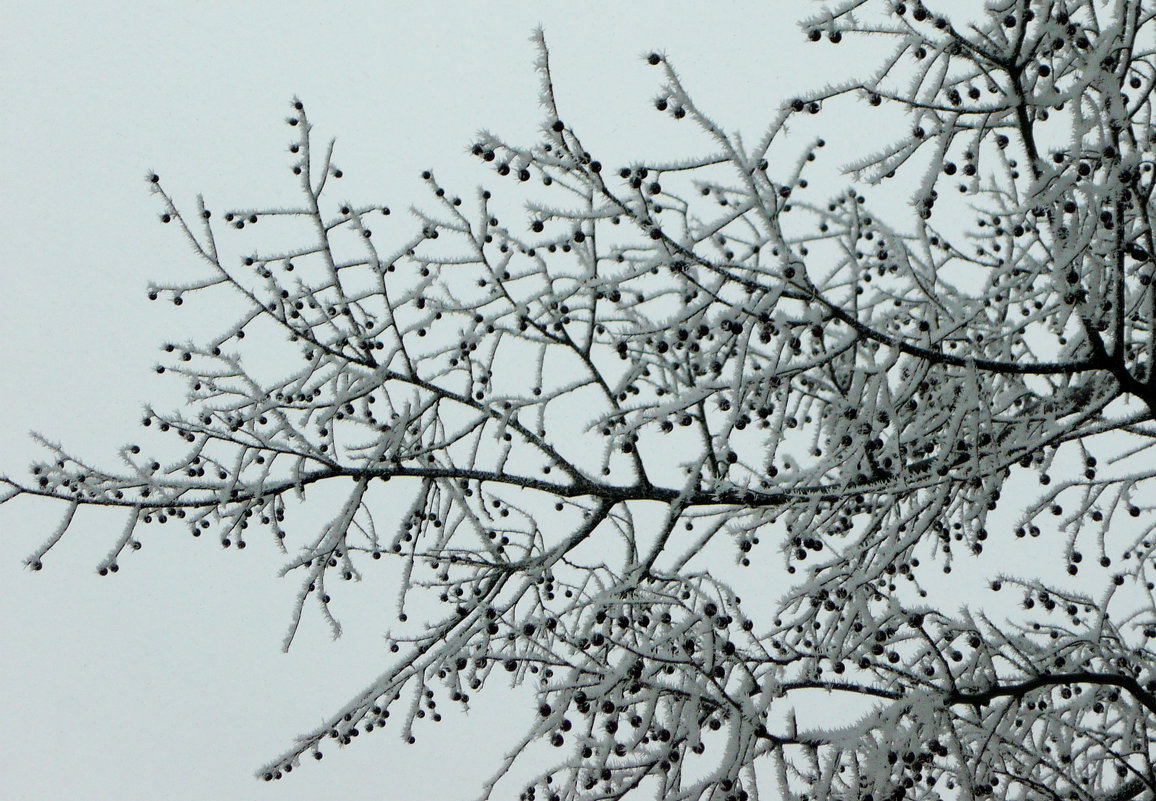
[5,3,1156,800]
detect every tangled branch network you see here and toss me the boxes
[5,3,1156,800]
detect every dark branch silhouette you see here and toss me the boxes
[4,3,1156,799]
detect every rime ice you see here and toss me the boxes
[5,4,1156,800]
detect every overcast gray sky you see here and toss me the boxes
[0,5,840,799]
[0,4,1047,800]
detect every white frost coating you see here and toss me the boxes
[4,3,1156,800]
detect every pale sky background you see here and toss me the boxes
[0,3,1085,800]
